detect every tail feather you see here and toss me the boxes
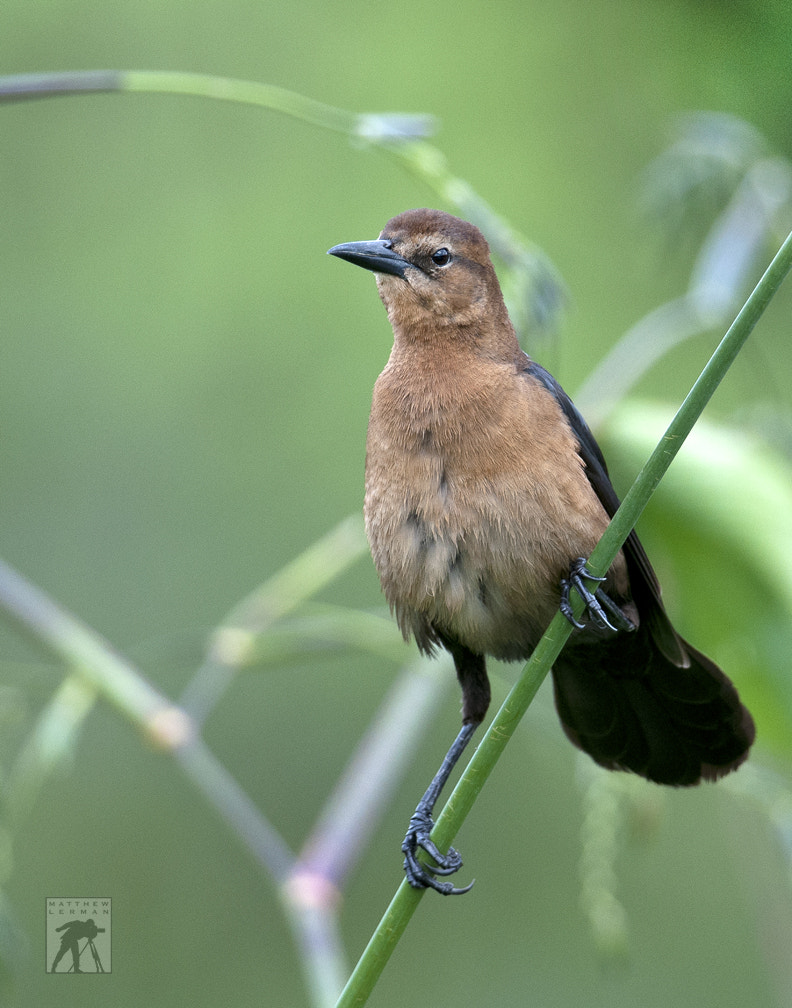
[552,628,754,786]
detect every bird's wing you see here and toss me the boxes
[523,358,687,665]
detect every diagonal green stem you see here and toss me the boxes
[335,229,792,1008]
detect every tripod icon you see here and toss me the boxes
[75,937,105,973]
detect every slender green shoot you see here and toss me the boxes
[0,70,435,141]
[334,228,792,1008]
[0,70,562,340]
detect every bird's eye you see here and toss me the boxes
[430,247,451,266]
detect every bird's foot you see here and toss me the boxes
[401,808,474,895]
[560,558,635,634]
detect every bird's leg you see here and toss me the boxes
[402,721,477,895]
[402,638,488,894]
[560,557,636,633]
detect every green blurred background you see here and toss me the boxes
[2,1,792,1006]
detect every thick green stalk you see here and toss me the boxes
[335,230,792,1008]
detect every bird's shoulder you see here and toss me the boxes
[521,358,618,509]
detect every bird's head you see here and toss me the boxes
[328,208,513,340]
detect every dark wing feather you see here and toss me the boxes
[522,357,754,784]
[523,358,685,664]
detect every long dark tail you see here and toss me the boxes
[551,626,755,786]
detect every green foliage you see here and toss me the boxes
[604,403,792,751]
[2,8,792,1008]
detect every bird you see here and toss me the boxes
[327,208,755,894]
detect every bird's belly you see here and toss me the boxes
[365,472,573,660]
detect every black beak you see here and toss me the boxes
[327,239,410,279]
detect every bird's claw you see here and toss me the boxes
[560,558,634,634]
[401,810,474,895]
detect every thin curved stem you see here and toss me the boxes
[0,70,434,143]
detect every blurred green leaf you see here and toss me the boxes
[603,400,792,757]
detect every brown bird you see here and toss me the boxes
[328,208,755,894]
